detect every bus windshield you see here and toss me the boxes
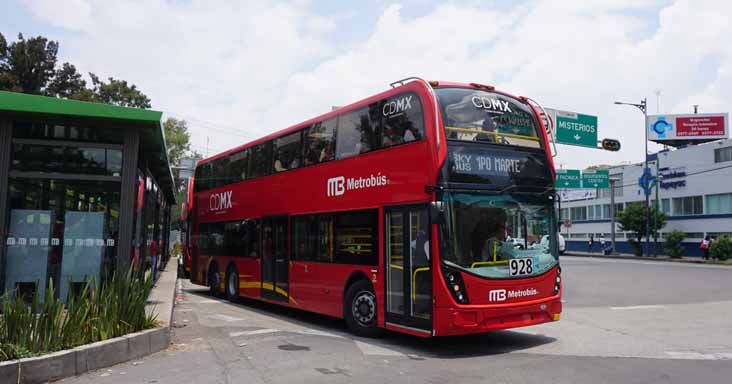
[435,87,543,149]
[439,193,558,279]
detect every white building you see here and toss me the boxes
[559,138,732,256]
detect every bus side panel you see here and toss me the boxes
[236,258,261,297]
[290,262,373,318]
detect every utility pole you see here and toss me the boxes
[654,158,660,257]
[609,177,619,255]
[614,98,649,257]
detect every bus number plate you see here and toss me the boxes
[509,258,533,276]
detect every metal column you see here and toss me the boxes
[118,129,140,270]
[0,119,12,291]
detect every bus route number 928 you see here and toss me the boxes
[509,258,533,277]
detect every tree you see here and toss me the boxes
[0,32,152,109]
[47,62,87,98]
[89,73,151,109]
[164,118,192,174]
[617,203,667,256]
[0,33,58,94]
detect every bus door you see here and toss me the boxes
[262,215,289,302]
[384,206,432,331]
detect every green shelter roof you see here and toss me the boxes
[0,91,162,122]
[0,91,175,204]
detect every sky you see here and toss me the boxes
[2,0,731,169]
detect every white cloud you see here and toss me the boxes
[21,0,732,167]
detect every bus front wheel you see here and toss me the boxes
[344,280,382,337]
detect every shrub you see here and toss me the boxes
[664,230,686,259]
[710,236,732,261]
[0,266,157,361]
[627,239,643,256]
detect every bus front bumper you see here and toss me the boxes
[434,297,562,336]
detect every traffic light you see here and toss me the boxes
[601,138,621,151]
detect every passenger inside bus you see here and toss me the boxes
[320,142,334,162]
[470,209,508,262]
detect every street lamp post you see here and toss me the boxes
[609,177,620,255]
[614,98,649,257]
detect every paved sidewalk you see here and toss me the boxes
[564,251,732,265]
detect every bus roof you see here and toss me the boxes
[196,80,529,167]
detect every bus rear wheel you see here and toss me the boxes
[344,279,382,337]
[226,266,239,302]
[208,264,221,297]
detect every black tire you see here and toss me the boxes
[208,264,221,296]
[344,279,382,337]
[226,265,239,302]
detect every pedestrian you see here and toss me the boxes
[588,234,594,253]
[150,238,159,281]
[700,235,711,260]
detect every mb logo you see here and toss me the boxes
[488,289,507,302]
[327,176,345,197]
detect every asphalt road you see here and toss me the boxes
[62,257,732,384]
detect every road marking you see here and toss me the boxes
[207,314,244,322]
[188,299,228,304]
[354,340,404,356]
[296,329,345,339]
[229,329,280,337]
[610,305,666,310]
[665,351,732,360]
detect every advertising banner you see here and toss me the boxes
[648,113,728,144]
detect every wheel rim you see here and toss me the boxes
[352,290,375,327]
[228,272,237,297]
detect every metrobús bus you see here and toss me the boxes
[186,78,562,337]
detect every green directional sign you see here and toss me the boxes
[556,169,581,189]
[555,110,598,148]
[582,169,609,188]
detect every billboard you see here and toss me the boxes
[648,113,728,145]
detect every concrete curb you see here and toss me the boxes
[562,252,732,266]
[0,263,177,384]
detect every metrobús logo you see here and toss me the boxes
[209,190,232,212]
[327,174,389,197]
[488,288,538,302]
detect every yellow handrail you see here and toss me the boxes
[412,267,430,301]
[471,260,508,267]
[445,126,540,142]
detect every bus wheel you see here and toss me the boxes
[226,266,239,302]
[208,264,221,296]
[345,280,382,337]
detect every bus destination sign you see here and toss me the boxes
[446,145,552,187]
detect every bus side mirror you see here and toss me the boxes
[430,201,446,225]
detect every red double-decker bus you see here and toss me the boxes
[187,78,562,337]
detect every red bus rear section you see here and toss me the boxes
[185,78,562,337]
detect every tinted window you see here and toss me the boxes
[382,92,424,148]
[12,121,124,144]
[229,149,249,183]
[249,142,273,178]
[209,156,231,189]
[334,210,377,265]
[198,219,259,257]
[194,162,212,192]
[274,131,302,172]
[303,119,336,166]
[436,87,541,148]
[292,215,319,261]
[11,143,122,176]
[336,106,379,159]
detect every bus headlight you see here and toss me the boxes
[553,266,562,295]
[442,268,469,304]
